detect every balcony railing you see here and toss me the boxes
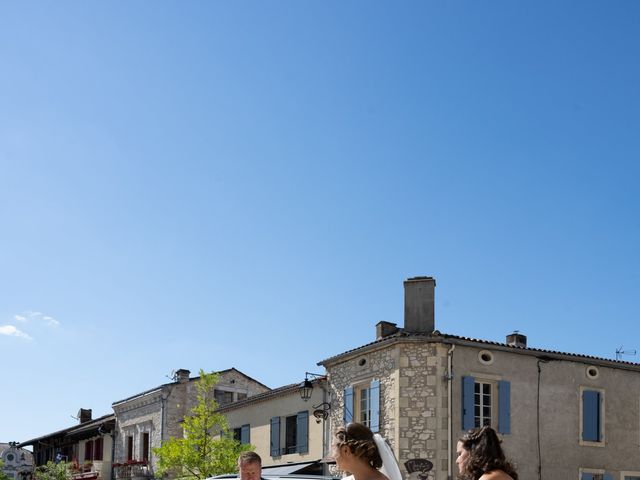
[113,461,153,480]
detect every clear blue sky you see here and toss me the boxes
[1,1,639,443]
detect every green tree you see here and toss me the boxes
[154,369,251,480]
[33,462,71,480]
[0,460,11,480]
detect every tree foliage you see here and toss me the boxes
[153,369,252,479]
[0,460,11,480]
[33,461,71,480]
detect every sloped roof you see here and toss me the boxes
[112,367,270,406]
[318,329,640,370]
[18,414,115,447]
[216,377,326,412]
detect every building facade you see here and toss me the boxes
[19,411,115,480]
[217,377,330,474]
[319,276,640,480]
[0,443,33,480]
[111,368,270,479]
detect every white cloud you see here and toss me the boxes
[0,325,32,340]
[14,314,27,322]
[43,316,60,327]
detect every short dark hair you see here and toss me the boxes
[458,426,518,480]
[238,451,262,467]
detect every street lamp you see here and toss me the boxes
[299,372,324,401]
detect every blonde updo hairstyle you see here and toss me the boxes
[334,422,383,469]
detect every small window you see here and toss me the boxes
[478,350,494,365]
[126,436,134,461]
[358,357,367,367]
[85,440,93,462]
[236,392,247,401]
[94,437,103,461]
[581,388,604,444]
[141,432,149,462]
[214,389,234,405]
[284,415,297,454]
[586,366,599,379]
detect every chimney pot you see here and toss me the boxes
[506,332,527,348]
[77,408,92,424]
[404,276,436,334]
[176,369,191,383]
[376,321,399,340]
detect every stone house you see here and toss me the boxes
[217,376,330,474]
[19,410,115,480]
[318,276,640,480]
[111,368,269,480]
[0,442,33,480]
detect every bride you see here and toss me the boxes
[331,422,402,480]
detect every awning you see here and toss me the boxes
[261,461,318,475]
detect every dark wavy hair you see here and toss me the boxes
[457,426,518,480]
[333,422,383,469]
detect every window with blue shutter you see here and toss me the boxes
[580,473,594,480]
[344,386,354,424]
[462,376,475,430]
[240,424,250,445]
[270,416,280,456]
[603,473,613,480]
[296,411,309,454]
[498,380,511,434]
[369,379,380,432]
[582,390,601,442]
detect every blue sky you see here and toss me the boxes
[1,1,639,443]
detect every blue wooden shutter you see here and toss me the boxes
[370,379,380,433]
[297,411,309,454]
[603,473,613,480]
[580,473,594,480]
[498,380,511,434]
[240,424,250,445]
[344,386,354,424]
[462,376,475,430]
[270,416,280,456]
[582,390,600,441]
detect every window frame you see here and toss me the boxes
[579,386,605,447]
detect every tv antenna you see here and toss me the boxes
[166,370,178,381]
[615,346,637,361]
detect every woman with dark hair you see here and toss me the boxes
[332,423,401,480]
[456,426,518,480]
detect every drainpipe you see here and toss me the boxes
[446,343,456,480]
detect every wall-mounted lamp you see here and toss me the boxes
[299,372,325,401]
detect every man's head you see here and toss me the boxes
[238,451,262,480]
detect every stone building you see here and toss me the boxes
[111,368,269,479]
[0,442,33,480]
[318,276,640,480]
[217,376,330,474]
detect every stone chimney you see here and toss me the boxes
[376,321,399,339]
[78,408,92,423]
[176,369,191,383]
[506,332,527,348]
[404,276,436,334]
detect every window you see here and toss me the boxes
[94,437,103,461]
[141,432,150,461]
[236,392,247,401]
[214,389,233,405]
[579,470,613,480]
[343,379,380,432]
[462,376,510,433]
[269,412,308,456]
[233,428,242,442]
[474,381,492,427]
[581,388,604,444]
[285,415,297,454]
[126,436,134,461]
[85,441,93,462]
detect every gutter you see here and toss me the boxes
[446,343,455,480]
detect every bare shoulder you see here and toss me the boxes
[479,470,514,480]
